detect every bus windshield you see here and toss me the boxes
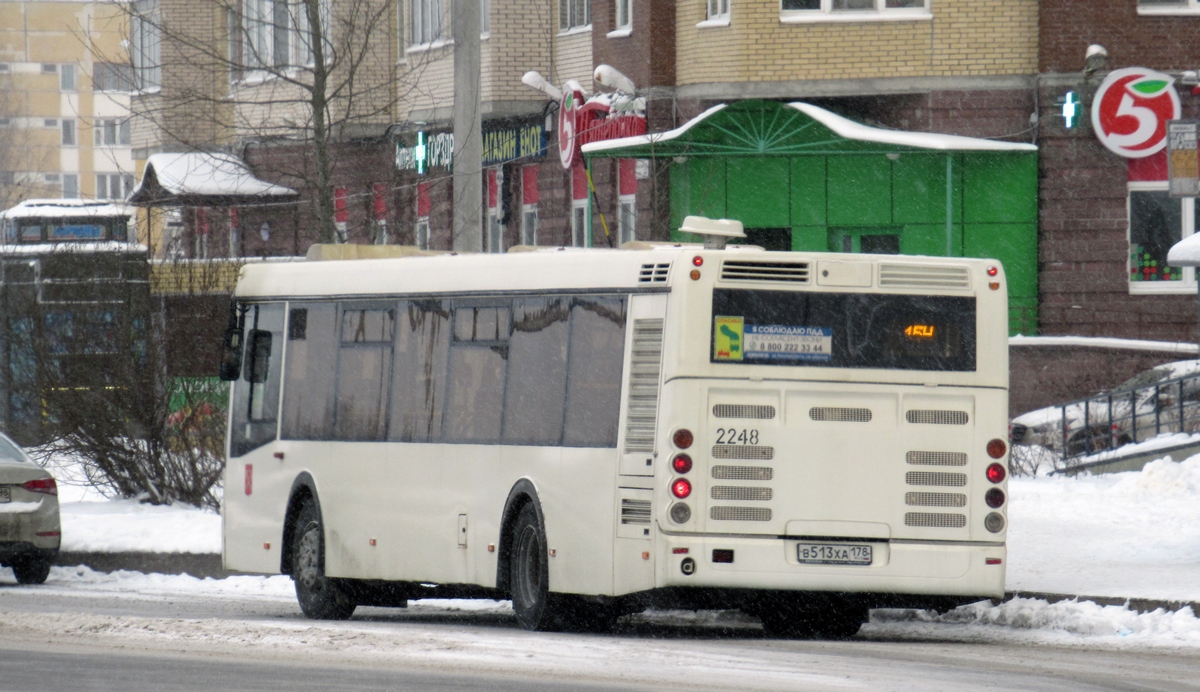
[711,288,976,371]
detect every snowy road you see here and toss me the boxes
[3,569,1200,691]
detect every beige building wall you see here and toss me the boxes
[0,0,133,207]
[676,0,1037,86]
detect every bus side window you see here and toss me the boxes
[229,303,284,457]
[502,298,570,445]
[563,296,627,447]
[444,302,511,442]
[333,304,395,441]
[389,300,450,442]
[281,303,338,440]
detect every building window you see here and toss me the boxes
[94,62,135,92]
[60,64,76,91]
[232,0,330,77]
[94,119,132,146]
[707,0,730,21]
[781,0,929,21]
[410,0,445,46]
[62,174,79,199]
[96,173,135,200]
[615,0,631,31]
[1138,0,1200,14]
[415,217,430,249]
[131,0,161,90]
[41,63,57,74]
[61,119,76,146]
[617,159,637,245]
[559,0,590,31]
[571,165,589,247]
[481,0,490,35]
[521,166,539,246]
[1128,184,1198,293]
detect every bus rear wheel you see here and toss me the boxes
[510,503,573,631]
[757,596,867,640]
[292,500,356,620]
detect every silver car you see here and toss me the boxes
[0,432,60,584]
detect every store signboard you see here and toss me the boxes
[1092,67,1182,159]
[1167,120,1200,197]
[395,125,545,172]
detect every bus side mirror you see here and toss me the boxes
[219,327,244,381]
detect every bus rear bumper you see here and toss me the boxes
[656,535,1005,601]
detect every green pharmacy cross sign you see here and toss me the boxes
[1061,91,1081,129]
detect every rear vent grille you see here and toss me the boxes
[620,499,652,525]
[906,451,968,466]
[711,486,773,502]
[720,260,810,284]
[905,512,967,528]
[879,263,970,290]
[713,404,776,420]
[906,471,968,487]
[710,506,772,522]
[905,492,967,508]
[906,410,969,425]
[638,263,670,283]
[810,407,872,423]
[712,445,774,460]
[712,465,774,481]
[622,319,665,454]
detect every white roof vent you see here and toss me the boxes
[679,215,745,249]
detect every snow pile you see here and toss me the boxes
[59,500,221,554]
[868,598,1200,648]
[1006,455,1200,601]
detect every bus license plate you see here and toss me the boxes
[797,543,872,566]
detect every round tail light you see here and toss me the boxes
[985,488,1006,508]
[672,429,694,449]
[671,478,692,499]
[987,438,1007,459]
[669,502,692,523]
[986,463,1007,484]
[984,512,1006,533]
[672,454,693,474]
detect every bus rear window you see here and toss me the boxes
[711,289,975,372]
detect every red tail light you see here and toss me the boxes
[986,463,1006,484]
[987,438,1007,459]
[672,454,693,474]
[22,478,57,496]
[673,429,694,449]
[985,488,1006,508]
[671,478,692,499]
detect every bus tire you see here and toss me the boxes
[510,503,566,631]
[292,500,356,620]
[757,596,866,640]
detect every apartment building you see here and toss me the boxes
[0,0,135,208]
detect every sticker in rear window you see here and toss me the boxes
[745,325,832,362]
[713,316,744,360]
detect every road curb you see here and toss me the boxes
[50,554,1200,616]
[55,552,229,579]
[1003,591,1200,615]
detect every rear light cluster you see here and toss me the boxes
[22,478,57,496]
[670,429,694,523]
[984,438,1006,533]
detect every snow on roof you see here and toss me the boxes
[128,152,296,204]
[1009,334,1200,355]
[582,102,1036,156]
[1168,232,1200,266]
[0,199,133,220]
[789,103,1037,152]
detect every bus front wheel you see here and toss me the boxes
[292,500,356,620]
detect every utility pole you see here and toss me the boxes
[452,0,483,252]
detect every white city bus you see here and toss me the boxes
[221,218,1010,638]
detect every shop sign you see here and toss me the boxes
[1091,67,1181,159]
[558,87,647,170]
[1167,120,1200,197]
[395,125,545,172]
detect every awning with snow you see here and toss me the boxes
[582,100,1037,159]
[128,152,298,207]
